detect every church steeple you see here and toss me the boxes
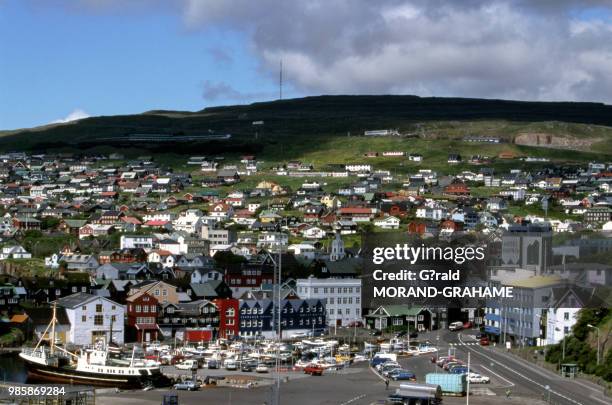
[329,232,345,262]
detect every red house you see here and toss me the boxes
[213,298,240,339]
[126,292,159,343]
[443,181,471,196]
[408,222,427,235]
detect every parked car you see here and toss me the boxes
[207,359,219,369]
[468,373,490,384]
[347,321,364,328]
[304,364,324,376]
[241,363,254,372]
[479,337,490,346]
[390,371,417,381]
[176,359,198,370]
[224,359,237,370]
[463,321,472,329]
[450,367,469,374]
[256,364,269,373]
[449,321,463,331]
[173,380,198,391]
[382,367,403,378]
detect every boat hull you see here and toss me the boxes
[23,360,171,389]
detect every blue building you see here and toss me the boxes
[239,298,326,339]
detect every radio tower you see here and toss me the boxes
[279,59,283,100]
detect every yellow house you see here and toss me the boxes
[321,195,341,209]
[128,281,179,305]
[256,180,285,194]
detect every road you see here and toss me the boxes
[441,329,611,405]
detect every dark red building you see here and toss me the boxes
[126,291,159,343]
[213,298,240,339]
[444,181,471,196]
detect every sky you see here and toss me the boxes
[1,0,612,130]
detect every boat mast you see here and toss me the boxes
[50,302,56,355]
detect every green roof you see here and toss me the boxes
[370,305,422,317]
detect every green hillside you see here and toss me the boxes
[3,95,612,156]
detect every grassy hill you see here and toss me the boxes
[3,95,612,157]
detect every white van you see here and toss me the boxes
[449,321,464,331]
[176,359,198,370]
[224,358,237,370]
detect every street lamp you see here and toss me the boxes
[555,327,568,360]
[587,324,601,365]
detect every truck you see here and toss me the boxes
[425,373,466,396]
[388,383,442,405]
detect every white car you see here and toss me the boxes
[256,364,269,373]
[468,373,490,384]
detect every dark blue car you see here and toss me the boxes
[389,370,417,381]
[450,367,469,374]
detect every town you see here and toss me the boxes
[0,142,607,405]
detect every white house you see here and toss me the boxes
[120,235,155,250]
[345,164,371,173]
[546,306,580,345]
[256,232,288,250]
[190,268,224,284]
[172,209,203,234]
[373,216,400,229]
[287,243,318,260]
[302,226,326,239]
[0,245,31,260]
[56,293,125,346]
[296,277,362,327]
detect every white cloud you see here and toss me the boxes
[52,109,90,124]
[55,0,612,103]
[179,0,612,103]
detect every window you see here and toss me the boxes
[564,312,570,321]
[94,315,104,325]
[112,305,116,310]
[96,304,102,313]
[150,305,156,313]
[82,306,87,311]
[162,290,167,296]
[154,289,160,296]
[82,315,86,322]
[226,308,235,317]
[313,288,318,293]
[111,315,116,323]
[136,305,141,312]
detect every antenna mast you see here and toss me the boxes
[279,60,283,100]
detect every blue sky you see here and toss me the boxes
[0,1,285,129]
[2,0,612,130]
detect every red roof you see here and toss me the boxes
[339,207,372,214]
[144,220,169,226]
[122,216,142,225]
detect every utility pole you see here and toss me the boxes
[466,351,471,405]
[587,324,601,365]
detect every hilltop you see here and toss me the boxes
[2,95,612,156]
